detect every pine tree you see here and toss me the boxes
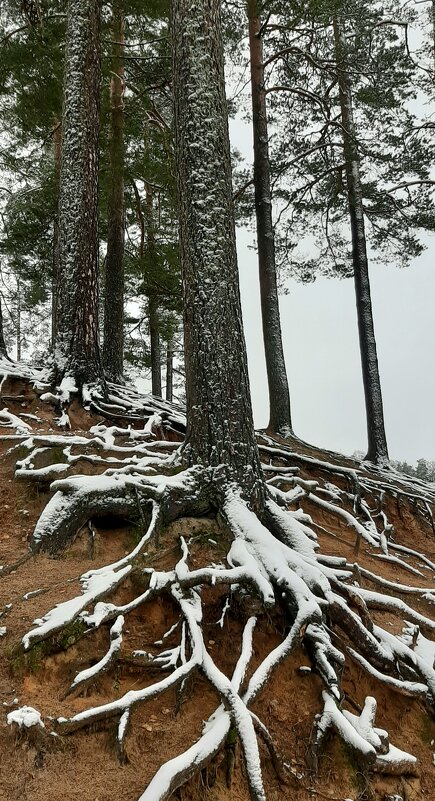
[244,0,435,464]
[102,1,125,383]
[55,0,103,388]
[247,0,293,438]
[172,0,264,504]
[332,10,388,463]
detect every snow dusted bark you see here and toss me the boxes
[56,0,104,388]
[103,2,125,383]
[247,1,293,439]
[333,16,389,465]
[51,118,62,347]
[171,0,264,508]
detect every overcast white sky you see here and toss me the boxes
[230,115,435,465]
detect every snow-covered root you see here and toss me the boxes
[63,615,124,698]
[139,618,256,801]
[309,693,418,777]
[10,438,435,798]
[23,500,162,649]
[29,467,208,555]
[0,408,32,435]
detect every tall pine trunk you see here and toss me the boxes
[0,296,9,359]
[55,0,103,388]
[247,0,293,438]
[51,117,62,347]
[103,2,125,383]
[144,182,162,397]
[333,16,389,465]
[171,0,264,508]
[16,280,21,362]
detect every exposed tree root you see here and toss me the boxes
[2,385,435,800]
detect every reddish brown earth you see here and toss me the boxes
[0,378,434,801]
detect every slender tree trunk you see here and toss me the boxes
[51,118,62,347]
[103,2,125,383]
[166,337,174,402]
[0,296,9,359]
[16,279,21,362]
[145,182,162,397]
[247,0,293,438]
[333,16,389,465]
[171,0,264,508]
[55,0,103,388]
[149,296,162,397]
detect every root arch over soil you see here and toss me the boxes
[1,374,435,801]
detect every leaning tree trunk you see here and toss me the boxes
[247,0,293,438]
[144,182,162,397]
[102,1,125,383]
[333,15,389,465]
[171,0,264,509]
[55,0,104,389]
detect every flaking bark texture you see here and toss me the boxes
[171,0,264,509]
[333,16,389,465]
[248,1,292,439]
[103,3,125,383]
[56,0,103,388]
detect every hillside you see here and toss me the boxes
[0,369,434,801]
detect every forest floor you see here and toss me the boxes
[0,374,434,801]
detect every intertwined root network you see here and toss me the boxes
[1,369,435,801]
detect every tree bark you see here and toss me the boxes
[171,0,264,509]
[432,0,435,72]
[166,336,174,402]
[103,1,125,383]
[149,295,162,397]
[55,0,103,388]
[16,279,21,362]
[0,295,9,359]
[333,15,389,465]
[247,0,293,438]
[51,118,62,348]
[144,182,162,397]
